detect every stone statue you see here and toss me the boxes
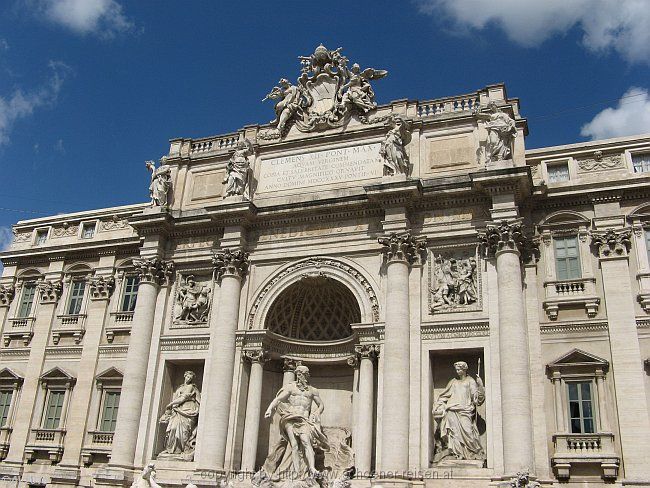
[432,361,485,463]
[256,365,329,484]
[476,102,517,163]
[339,63,387,113]
[500,473,541,488]
[174,275,211,324]
[263,78,304,134]
[430,255,478,311]
[158,371,201,461]
[380,116,411,176]
[145,158,172,207]
[223,139,254,198]
[131,463,162,488]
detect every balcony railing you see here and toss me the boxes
[25,428,66,463]
[3,317,35,346]
[90,431,114,445]
[416,94,480,118]
[106,312,134,342]
[81,430,114,465]
[543,277,599,320]
[190,133,239,156]
[53,314,87,344]
[552,432,619,481]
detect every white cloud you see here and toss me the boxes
[0,226,13,252]
[31,0,134,38]
[417,0,650,64]
[54,138,65,153]
[580,87,650,140]
[0,61,72,146]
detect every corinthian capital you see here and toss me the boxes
[89,275,115,300]
[133,257,174,285]
[243,349,268,364]
[212,248,250,279]
[37,279,63,304]
[590,228,632,258]
[378,231,426,264]
[478,220,538,262]
[0,284,15,307]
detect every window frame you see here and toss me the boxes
[33,228,50,246]
[554,235,582,281]
[0,369,22,430]
[42,389,66,430]
[79,221,97,239]
[566,380,596,434]
[37,368,75,432]
[119,273,139,313]
[65,279,87,316]
[543,157,574,184]
[0,389,13,427]
[16,281,37,318]
[98,389,121,432]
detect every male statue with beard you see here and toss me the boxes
[258,365,329,482]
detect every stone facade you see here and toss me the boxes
[2,47,650,488]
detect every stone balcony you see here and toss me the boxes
[25,428,66,463]
[0,426,12,460]
[52,314,86,345]
[637,271,650,313]
[105,311,133,343]
[551,432,619,481]
[3,317,35,346]
[543,277,600,320]
[81,430,113,465]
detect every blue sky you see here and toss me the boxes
[1,0,650,248]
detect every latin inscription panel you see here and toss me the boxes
[257,143,382,193]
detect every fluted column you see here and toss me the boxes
[240,349,268,473]
[590,229,650,480]
[197,249,249,471]
[110,257,173,468]
[479,221,536,476]
[353,345,378,476]
[378,232,425,473]
[282,358,299,386]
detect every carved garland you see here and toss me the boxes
[0,284,15,307]
[89,276,115,300]
[37,280,63,304]
[247,258,380,329]
[589,228,632,258]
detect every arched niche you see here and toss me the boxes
[247,257,379,332]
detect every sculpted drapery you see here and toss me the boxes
[433,361,485,462]
[158,371,201,461]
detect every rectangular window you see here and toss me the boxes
[100,391,120,432]
[547,163,570,183]
[81,222,96,239]
[66,281,86,315]
[568,381,595,433]
[0,390,13,427]
[35,229,48,246]
[555,236,581,280]
[632,152,650,173]
[43,390,65,429]
[17,283,36,318]
[120,276,139,312]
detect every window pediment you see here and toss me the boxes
[547,349,609,376]
[40,367,76,388]
[0,368,23,388]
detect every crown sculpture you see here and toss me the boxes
[260,44,388,139]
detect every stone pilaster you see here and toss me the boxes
[58,258,116,472]
[5,270,63,464]
[240,349,268,473]
[197,248,249,472]
[353,344,378,476]
[479,221,536,476]
[590,228,650,481]
[0,283,14,346]
[109,257,173,469]
[377,232,425,474]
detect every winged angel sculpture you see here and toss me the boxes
[260,45,387,139]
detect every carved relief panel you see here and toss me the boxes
[428,247,481,314]
[169,272,212,329]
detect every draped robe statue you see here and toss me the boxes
[433,361,485,463]
[158,371,201,461]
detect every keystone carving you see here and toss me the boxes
[378,232,427,264]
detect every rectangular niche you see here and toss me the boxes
[154,360,204,462]
[429,348,486,468]
[169,272,213,329]
[428,246,482,314]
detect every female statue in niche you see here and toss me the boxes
[158,370,201,461]
[432,361,485,463]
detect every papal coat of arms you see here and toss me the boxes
[260,44,387,139]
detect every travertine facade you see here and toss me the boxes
[1,46,650,488]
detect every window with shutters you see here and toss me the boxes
[17,283,36,318]
[66,280,86,315]
[0,390,13,427]
[120,275,139,312]
[99,391,120,432]
[43,390,65,429]
[555,236,581,280]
